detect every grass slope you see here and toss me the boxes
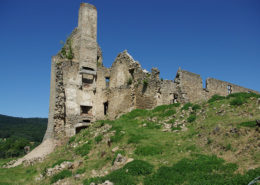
[0,93,259,185]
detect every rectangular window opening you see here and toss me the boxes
[82,74,94,86]
[173,94,178,103]
[104,101,108,115]
[80,105,92,116]
[227,85,232,94]
[82,67,94,71]
[105,77,110,88]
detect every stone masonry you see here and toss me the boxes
[43,3,259,140]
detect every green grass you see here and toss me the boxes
[208,94,226,103]
[127,134,146,144]
[68,135,76,144]
[144,154,260,185]
[50,169,72,184]
[76,168,86,174]
[145,121,161,129]
[0,162,38,185]
[187,114,196,123]
[230,97,246,106]
[135,146,162,156]
[239,120,257,128]
[75,141,92,156]
[94,135,103,143]
[181,102,193,110]
[1,94,259,185]
[171,125,182,131]
[226,92,260,99]
[123,160,154,176]
[84,160,154,185]
[192,104,201,111]
[110,126,125,143]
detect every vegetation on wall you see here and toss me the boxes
[60,38,74,60]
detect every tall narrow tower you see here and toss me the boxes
[78,3,98,72]
[44,3,99,140]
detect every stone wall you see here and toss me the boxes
[174,69,206,103]
[206,78,258,97]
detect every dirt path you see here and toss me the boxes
[8,138,56,168]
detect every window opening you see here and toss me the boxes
[82,74,93,87]
[82,67,94,71]
[105,77,110,88]
[80,105,92,116]
[173,94,178,103]
[76,126,89,134]
[104,101,108,115]
[227,85,232,94]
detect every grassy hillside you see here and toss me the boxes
[0,93,259,185]
[0,114,47,158]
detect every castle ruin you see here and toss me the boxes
[43,3,258,140]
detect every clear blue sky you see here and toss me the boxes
[0,0,259,118]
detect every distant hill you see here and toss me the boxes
[0,114,47,142]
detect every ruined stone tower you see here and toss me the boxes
[44,3,259,141]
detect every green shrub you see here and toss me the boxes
[172,102,181,107]
[208,94,225,103]
[75,141,92,156]
[123,160,154,176]
[230,97,246,106]
[181,103,193,110]
[187,114,196,123]
[68,136,76,144]
[94,120,105,128]
[239,120,257,128]
[102,168,136,185]
[161,109,176,117]
[152,103,179,113]
[144,155,260,185]
[94,135,103,143]
[227,92,260,106]
[225,143,232,151]
[127,78,132,85]
[152,105,169,113]
[135,146,162,156]
[76,168,86,174]
[192,104,201,111]
[50,170,72,184]
[226,92,260,99]
[145,122,161,129]
[143,154,246,185]
[143,79,148,87]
